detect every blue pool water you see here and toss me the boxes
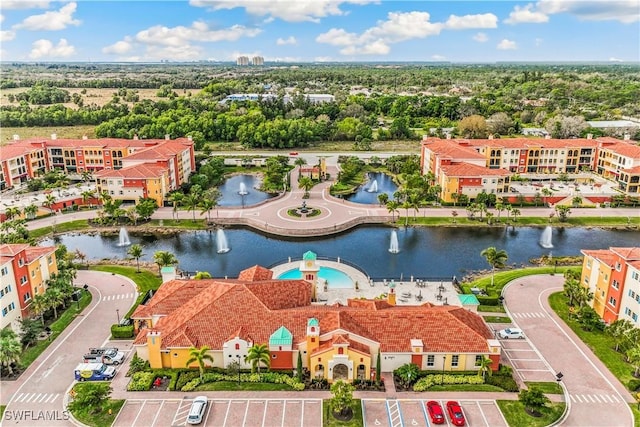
[277,266,354,289]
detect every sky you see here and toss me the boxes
[1,0,639,63]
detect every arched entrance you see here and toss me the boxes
[333,364,348,381]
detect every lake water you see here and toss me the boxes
[45,225,639,280]
[217,174,274,207]
[346,172,398,204]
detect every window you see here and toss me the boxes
[31,270,35,278]
[634,313,639,322]
[48,256,53,264]
[1,266,7,276]
[587,260,592,268]
[23,292,31,302]
[633,272,639,281]
[616,263,622,271]
[451,355,459,367]
[235,343,240,350]
[609,296,617,307]
[475,355,482,365]
[612,280,619,290]
[18,258,24,267]
[2,308,6,317]
[20,276,27,285]
[630,290,636,298]
[426,355,435,367]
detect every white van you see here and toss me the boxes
[186,396,208,425]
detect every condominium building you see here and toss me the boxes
[236,56,249,66]
[252,56,264,66]
[581,247,640,325]
[0,244,58,329]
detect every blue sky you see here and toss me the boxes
[1,1,639,62]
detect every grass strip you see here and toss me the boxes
[323,399,363,427]
[496,400,565,427]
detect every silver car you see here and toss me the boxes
[187,396,208,425]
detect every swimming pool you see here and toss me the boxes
[277,266,354,289]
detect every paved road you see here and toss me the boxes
[0,271,137,426]
[504,274,635,427]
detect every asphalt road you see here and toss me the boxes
[1,271,137,426]
[504,274,635,427]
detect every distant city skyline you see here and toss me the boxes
[1,1,639,63]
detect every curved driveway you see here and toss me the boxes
[503,274,634,427]
[1,271,137,426]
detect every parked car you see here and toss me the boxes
[498,327,525,339]
[74,363,116,381]
[426,400,445,424]
[187,396,208,425]
[289,152,299,156]
[83,348,125,365]
[446,401,466,426]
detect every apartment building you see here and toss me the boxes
[95,165,170,207]
[0,140,48,189]
[581,247,640,325]
[596,137,640,195]
[0,256,20,331]
[0,244,58,321]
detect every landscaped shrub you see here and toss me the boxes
[127,372,156,391]
[111,324,134,338]
[182,378,201,392]
[126,353,150,377]
[412,374,484,391]
[180,371,305,391]
[176,371,200,390]
[486,374,519,392]
[151,369,180,391]
[477,296,500,305]
[628,379,640,391]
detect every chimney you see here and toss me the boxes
[13,134,19,141]
[133,134,139,140]
[488,134,494,140]
[587,133,593,140]
[164,134,170,140]
[187,135,193,141]
[82,135,88,140]
[51,133,57,140]
[545,134,551,139]
[624,133,631,141]
[446,134,452,140]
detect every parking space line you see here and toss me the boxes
[222,400,232,427]
[281,399,287,427]
[242,400,251,426]
[150,400,164,426]
[132,400,147,426]
[201,400,212,426]
[476,401,489,427]
[300,399,305,427]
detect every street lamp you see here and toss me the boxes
[116,309,120,324]
[236,355,241,385]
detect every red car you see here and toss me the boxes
[289,152,299,156]
[425,401,445,424]
[446,401,466,426]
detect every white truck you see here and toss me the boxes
[82,348,125,365]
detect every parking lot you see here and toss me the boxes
[362,398,508,427]
[113,398,323,427]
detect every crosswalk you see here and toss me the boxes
[511,312,547,318]
[101,293,136,301]
[12,392,61,403]
[569,394,621,404]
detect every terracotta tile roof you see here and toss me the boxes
[421,139,485,160]
[310,334,370,357]
[0,142,45,160]
[441,162,509,178]
[124,141,191,161]
[133,275,493,354]
[610,247,640,261]
[24,246,56,263]
[238,265,273,281]
[464,138,598,149]
[95,163,168,179]
[625,166,640,174]
[601,143,640,159]
[582,249,617,267]
[0,244,30,256]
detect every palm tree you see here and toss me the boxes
[81,190,95,207]
[0,329,22,376]
[495,202,504,223]
[23,204,38,220]
[44,194,57,211]
[183,193,199,222]
[541,188,552,206]
[185,345,214,381]
[5,207,21,220]
[511,208,521,223]
[199,199,216,223]
[386,200,399,222]
[153,250,178,275]
[451,192,459,207]
[294,157,307,169]
[298,176,313,198]
[128,244,145,273]
[607,319,634,352]
[572,196,583,207]
[245,343,271,373]
[74,249,87,268]
[451,210,458,223]
[30,294,49,325]
[476,356,493,380]
[167,192,184,220]
[126,206,139,226]
[46,287,65,319]
[480,247,508,288]
[377,193,389,207]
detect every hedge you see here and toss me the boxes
[127,372,156,391]
[181,372,305,391]
[476,296,500,305]
[413,374,484,391]
[111,324,134,338]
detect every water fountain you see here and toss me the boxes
[118,227,131,247]
[366,179,379,193]
[238,182,249,195]
[389,230,399,254]
[539,226,554,249]
[216,229,230,254]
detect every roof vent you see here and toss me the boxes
[13,134,19,141]
[51,133,57,140]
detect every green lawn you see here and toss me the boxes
[478,304,506,313]
[483,316,512,323]
[323,399,363,427]
[525,381,563,394]
[195,381,295,391]
[496,401,565,427]
[0,406,5,419]
[549,292,636,389]
[30,219,91,239]
[463,266,581,296]
[20,291,92,369]
[89,265,161,317]
[407,216,639,228]
[68,382,124,427]
[424,384,505,392]
[147,219,207,229]
[630,404,640,427]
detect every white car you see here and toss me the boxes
[187,396,208,425]
[498,328,525,339]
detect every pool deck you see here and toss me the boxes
[270,259,460,307]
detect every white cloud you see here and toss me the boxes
[102,39,133,55]
[276,36,297,45]
[473,32,489,42]
[0,14,4,23]
[318,10,501,56]
[14,2,80,31]
[431,54,446,61]
[1,30,16,42]
[504,4,549,24]
[506,0,639,24]
[497,39,517,50]
[144,44,203,61]
[445,13,498,29]
[189,0,378,23]
[609,57,624,62]
[314,56,334,62]
[135,22,261,47]
[29,38,75,59]
[2,1,50,10]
